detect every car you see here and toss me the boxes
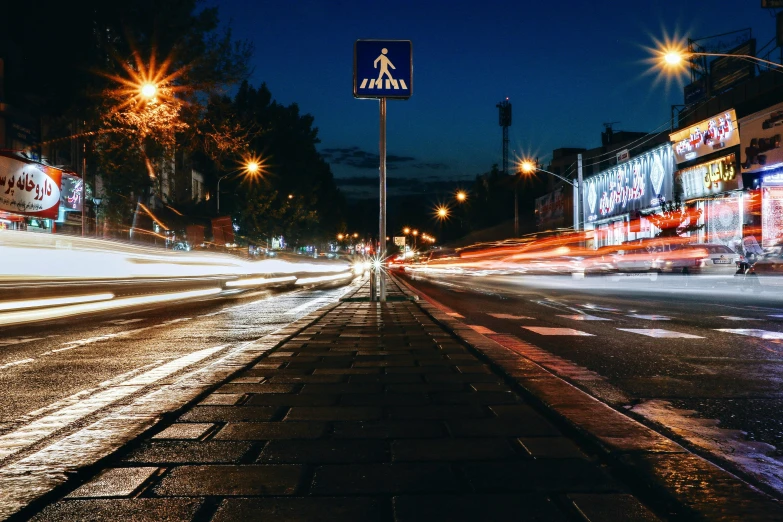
[654,243,740,275]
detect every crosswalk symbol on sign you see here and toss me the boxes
[354,40,412,99]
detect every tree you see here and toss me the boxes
[640,195,704,238]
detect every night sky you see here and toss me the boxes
[216,0,777,196]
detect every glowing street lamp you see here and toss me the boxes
[217,155,265,213]
[140,82,158,100]
[656,44,783,73]
[403,227,410,235]
[337,233,344,240]
[436,206,449,220]
[353,233,359,239]
[456,191,467,203]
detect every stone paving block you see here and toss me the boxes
[154,465,304,496]
[300,383,383,394]
[447,417,561,437]
[430,391,521,405]
[332,420,446,439]
[231,376,265,384]
[218,383,297,394]
[312,368,380,374]
[425,373,502,383]
[122,441,252,464]
[470,382,514,392]
[392,438,516,462]
[286,360,352,369]
[212,497,390,522]
[340,393,431,406]
[463,460,619,493]
[267,374,346,384]
[215,422,327,440]
[30,498,202,522]
[258,439,389,464]
[311,463,460,494]
[385,382,466,393]
[179,406,279,422]
[393,494,568,522]
[244,393,339,407]
[349,373,424,384]
[518,437,588,459]
[285,406,382,421]
[387,404,486,420]
[66,467,158,498]
[385,366,454,374]
[200,393,243,406]
[152,423,213,440]
[568,493,661,521]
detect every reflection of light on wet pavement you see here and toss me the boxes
[627,314,672,321]
[523,327,594,336]
[617,328,703,339]
[717,329,783,340]
[486,313,535,320]
[557,314,612,321]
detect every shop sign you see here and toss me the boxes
[0,154,62,219]
[583,144,674,223]
[677,153,740,200]
[670,109,740,164]
[739,101,783,174]
[535,187,569,229]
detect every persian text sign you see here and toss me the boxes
[0,154,62,219]
[677,153,740,200]
[670,109,739,164]
[583,144,674,223]
[739,101,783,174]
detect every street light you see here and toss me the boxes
[217,155,264,214]
[403,227,410,235]
[519,158,581,231]
[412,229,418,249]
[435,206,449,220]
[140,82,158,100]
[657,45,783,72]
[456,191,467,203]
[337,233,344,240]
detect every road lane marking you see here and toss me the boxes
[104,318,144,325]
[718,316,761,321]
[487,313,535,320]
[285,297,331,315]
[626,314,671,321]
[617,328,703,339]
[580,304,620,312]
[716,329,783,340]
[0,345,226,461]
[0,359,34,370]
[557,314,611,321]
[523,327,594,336]
[467,325,496,334]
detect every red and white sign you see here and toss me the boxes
[670,109,740,165]
[0,153,63,219]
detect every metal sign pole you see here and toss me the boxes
[379,97,387,302]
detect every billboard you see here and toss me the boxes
[535,187,571,229]
[583,144,674,224]
[670,109,740,164]
[710,39,756,95]
[677,153,741,200]
[739,101,783,174]
[0,153,63,219]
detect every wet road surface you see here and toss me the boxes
[400,270,783,497]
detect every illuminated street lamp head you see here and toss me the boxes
[436,206,449,220]
[403,227,410,235]
[412,230,418,236]
[664,51,683,66]
[245,161,260,175]
[288,194,294,199]
[519,159,536,174]
[140,82,157,99]
[456,191,467,202]
[337,233,344,240]
[353,232,359,238]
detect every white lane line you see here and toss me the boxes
[627,314,671,321]
[104,318,144,325]
[718,316,761,321]
[446,312,465,318]
[467,325,496,334]
[581,304,620,312]
[618,328,703,339]
[557,314,612,321]
[285,297,331,315]
[0,345,226,461]
[523,327,594,336]
[0,359,34,370]
[487,313,535,320]
[716,329,783,340]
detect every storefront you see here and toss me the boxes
[582,143,675,248]
[0,151,67,233]
[739,102,783,250]
[670,109,743,250]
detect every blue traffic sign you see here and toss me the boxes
[354,40,412,99]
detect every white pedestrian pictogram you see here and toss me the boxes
[359,47,408,90]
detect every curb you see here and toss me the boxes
[5,278,364,522]
[393,273,783,521]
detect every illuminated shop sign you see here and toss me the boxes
[677,153,740,200]
[0,153,63,219]
[583,144,674,223]
[670,109,740,164]
[740,101,783,174]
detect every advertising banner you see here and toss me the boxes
[670,109,740,164]
[0,153,63,219]
[677,153,741,200]
[739,101,783,174]
[535,187,570,229]
[582,144,674,224]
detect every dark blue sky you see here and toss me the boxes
[215,0,777,185]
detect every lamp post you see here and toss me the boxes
[217,158,261,214]
[520,158,582,231]
[661,49,783,71]
[412,229,418,249]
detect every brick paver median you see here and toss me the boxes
[32,277,660,521]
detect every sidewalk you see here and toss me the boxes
[28,276,664,521]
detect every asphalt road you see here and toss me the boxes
[0,282,354,467]
[400,269,783,496]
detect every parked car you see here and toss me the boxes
[654,243,740,275]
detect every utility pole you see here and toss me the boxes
[574,153,583,231]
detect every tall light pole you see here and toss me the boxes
[520,158,582,231]
[217,158,261,214]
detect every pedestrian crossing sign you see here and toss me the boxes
[354,40,412,99]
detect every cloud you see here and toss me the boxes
[320,146,445,171]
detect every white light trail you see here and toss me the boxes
[0,293,114,312]
[225,275,297,287]
[295,272,353,285]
